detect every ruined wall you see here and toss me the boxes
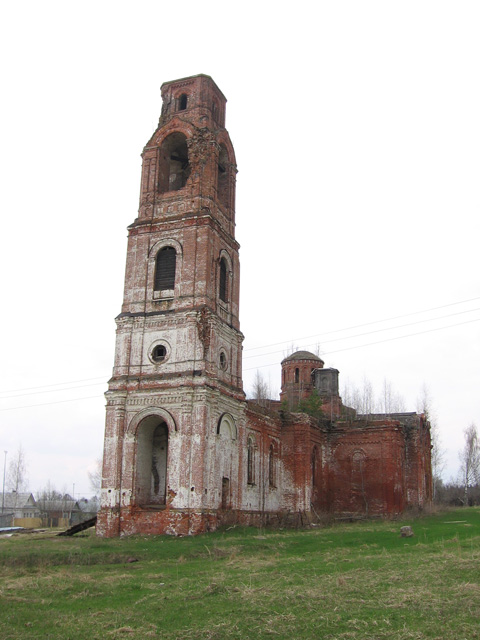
[98,390,432,537]
[403,414,433,508]
[326,421,407,515]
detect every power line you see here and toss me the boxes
[1,295,479,404]
[244,295,480,353]
[2,317,477,407]
[244,307,480,361]
[0,395,103,412]
[0,381,107,401]
[244,317,480,372]
[0,376,107,396]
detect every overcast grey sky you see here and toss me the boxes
[1,0,479,496]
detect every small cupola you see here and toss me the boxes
[280,351,324,408]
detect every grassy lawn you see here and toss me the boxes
[1,508,479,639]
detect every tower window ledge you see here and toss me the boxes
[153,290,174,300]
[218,305,230,323]
[141,504,167,511]
[218,299,230,311]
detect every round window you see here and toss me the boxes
[152,344,167,363]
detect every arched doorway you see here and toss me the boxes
[217,413,237,509]
[135,417,169,506]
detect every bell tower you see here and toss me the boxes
[97,75,246,537]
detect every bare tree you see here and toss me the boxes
[283,343,299,358]
[6,445,28,494]
[417,385,445,499]
[382,378,406,415]
[458,424,480,505]
[382,378,394,416]
[360,376,375,417]
[342,379,357,413]
[341,378,352,409]
[340,377,375,417]
[251,370,270,407]
[312,343,323,358]
[36,480,62,506]
[88,458,103,498]
[344,376,407,419]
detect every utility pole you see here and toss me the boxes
[2,451,7,513]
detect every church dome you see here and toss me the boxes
[281,350,324,364]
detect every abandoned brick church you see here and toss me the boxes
[97,75,432,537]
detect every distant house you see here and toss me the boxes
[0,492,40,527]
[1,492,39,518]
[77,496,100,521]
[36,496,82,528]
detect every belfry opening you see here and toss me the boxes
[158,132,190,193]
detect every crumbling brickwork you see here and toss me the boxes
[97,75,432,538]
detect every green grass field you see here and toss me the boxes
[1,508,479,639]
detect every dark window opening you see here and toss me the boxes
[219,258,228,303]
[269,445,275,488]
[158,132,190,193]
[155,246,176,291]
[219,351,227,370]
[178,94,188,110]
[295,368,299,384]
[247,439,254,485]
[217,145,229,208]
[221,477,230,510]
[151,423,168,504]
[152,345,167,363]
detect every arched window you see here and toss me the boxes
[219,350,227,370]
[269,444,275,488]
[158,132,190,193]
[178,94,188,111]
[217,413,237,440]
[154,247,176,291]
[352,450,366,471]
[247,438,255,485]
[294,368,299,384]
[217,145,229,208]
[219,258,228,303]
